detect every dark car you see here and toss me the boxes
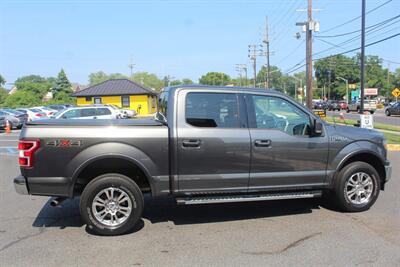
[313,101,327,110]
[14,86,391,235]
[385,101,400,116]
[0,115,5,129]
[327,100,341,111]
[46,104,68,111]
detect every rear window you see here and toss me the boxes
[96,108,112,116]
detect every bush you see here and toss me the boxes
[1,90,41,108]
[376,103,384,109]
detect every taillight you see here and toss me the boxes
[49,112,54,115]
[36,113,43,117]
[18,140,40,168]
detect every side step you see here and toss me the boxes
[176,190,322,205]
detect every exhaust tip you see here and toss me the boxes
[50,197,66,207]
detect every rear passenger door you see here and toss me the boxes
[96,108,113,119]
[176,91,251,194]
[79,108,97,119]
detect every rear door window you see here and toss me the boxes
[185,92,239,128]
[81,108,96,117]
[96,108,112,116]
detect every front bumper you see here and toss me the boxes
[385,162,392,182]
[14,175,29,195]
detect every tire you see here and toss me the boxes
[370,110,375,115]
[385,110,390,116]
[346,108,350,113]
[332,161,380,212]
[80,173,144,236]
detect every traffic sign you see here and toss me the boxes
[392,88,400,97]
[360,114,373,129]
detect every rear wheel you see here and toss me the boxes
[385,110,391,116]
[80,173,144,236]
[332,162,380,212]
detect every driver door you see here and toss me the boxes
[246,94,329,191]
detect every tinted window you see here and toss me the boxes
[62,109,81,118]
[81,108,96,117]
[121,96,130,107]
[96,108,111,116]
[186,92,239,128]
[248,95,310,136]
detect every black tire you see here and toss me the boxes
[80,173,144,236]
[332,161,380,212]
[346,108,350,113]
[370,110,375,115]
[385,110,390,116]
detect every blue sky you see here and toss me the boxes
[1,0,399,86]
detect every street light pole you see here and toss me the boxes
[337,76,349,104]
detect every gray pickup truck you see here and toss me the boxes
[14,86,391,235]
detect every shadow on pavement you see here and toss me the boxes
[32,195,324,233]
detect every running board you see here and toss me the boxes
[176,190,322,205]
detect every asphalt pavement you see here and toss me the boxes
[326,109,400,126]
[0,131,399,266]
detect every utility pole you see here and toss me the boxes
[235,64,248,86]
[248,45,258,87]
[263,16,271,89]
[296,1,320,108]
[128,56,135,77]
[360,0,366,113]
[306,0,313,109]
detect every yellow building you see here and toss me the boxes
[72,79,158,115]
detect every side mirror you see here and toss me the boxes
[313,120,323,135]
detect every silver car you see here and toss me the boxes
[0,109,28,129]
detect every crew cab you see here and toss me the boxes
[14,86,392,235]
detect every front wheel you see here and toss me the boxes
[80,173,144,236]
[385,110,391,116]
[332,161,380,212]
[346,108,350,113]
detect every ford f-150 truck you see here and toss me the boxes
[14,86,392,235]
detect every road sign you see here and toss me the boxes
[392,88,400,97]
[364,88,378,96]
[360,114,373,129]
[313,109,326,118]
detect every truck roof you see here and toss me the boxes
[163,85,285,95]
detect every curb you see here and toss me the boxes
[387,144,400,151]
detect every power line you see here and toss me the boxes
[284,33,400,74]
[315,14,400,38]
[321,0,393,33]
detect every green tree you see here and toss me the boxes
[47,91,75,105]
[199,72,231,86]
[0,74,5,86]
[15,75,46,84]
[15,82,52,98]
[0,87,8,105]
[53,69,72,95]
[131,72,164,91]
[182,78,194,84]
[89,71,128,85]
[2,90,41,108]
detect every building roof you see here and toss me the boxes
[72,79,158,97]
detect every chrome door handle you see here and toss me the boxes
[254,139,271,147]
[182,139,201,148]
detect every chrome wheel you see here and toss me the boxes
[91,187,132,227]
[344,172,374,205]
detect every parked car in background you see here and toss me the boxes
[385,101,400,116]
[103,104,125,119]
[33,106,58,117]
[53,106,119,119]
[46,104,68,111]
[326,100,341,111]
[121,109,137,118]
[338,101,348,110]
[0,109,28,129]
[313,101,327,110]
[347,99,376,114]
[16,108,47,121]
[0,115,5,129]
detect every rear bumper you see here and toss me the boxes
[14,175,29,195]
